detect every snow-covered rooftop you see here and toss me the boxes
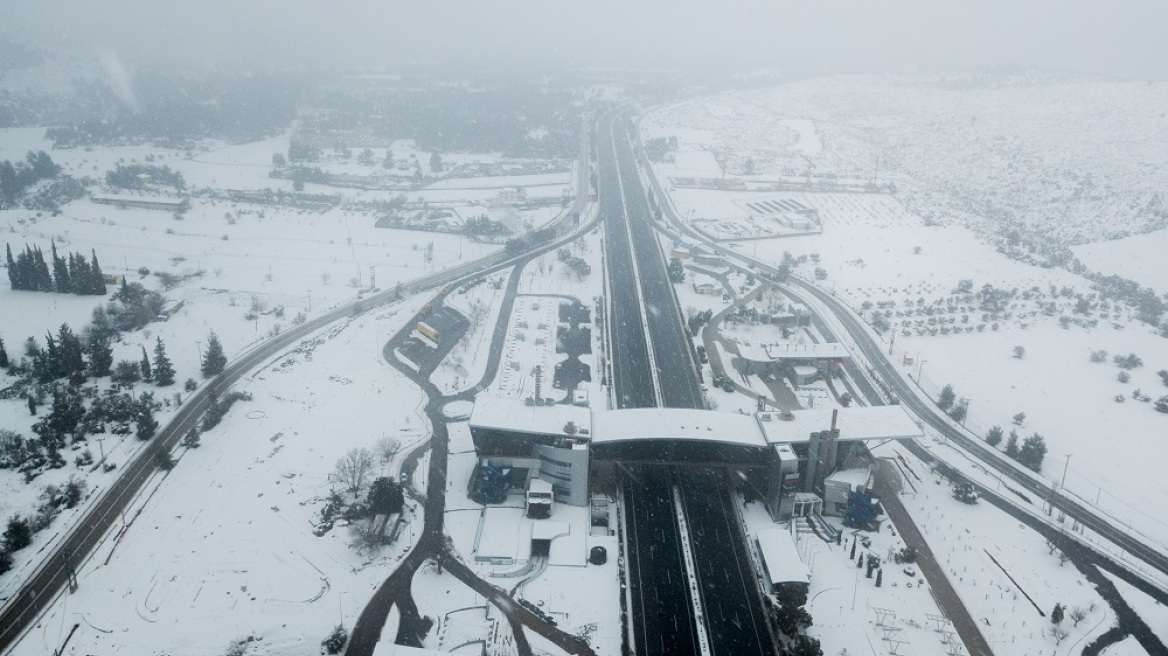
[374,643,459,655]
[756,527,809,586]
[472,399,920,449]
[737,341,850,362]
[90,193,186,206]
[590,408,768,447]
[825,467,872,490]
[469,395,592,438]
[755,406,921,444]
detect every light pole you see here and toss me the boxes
[1061,454,1072,489]
[917,359,928,382]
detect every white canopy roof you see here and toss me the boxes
[756,527,809,585]
[756,406,921,444]
[590,408,767,448]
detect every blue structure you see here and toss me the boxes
[476,463,510,504]
[843,488,883,531]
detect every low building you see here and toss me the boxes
[692,274,718,295]
[91,193,187,212]
[498,187,527,205]
[469,395,591,506]
[689,245,726,267]
[756,527,809,592]
[792,365,819,386]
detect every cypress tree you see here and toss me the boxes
[34,246,52,291]
[201,332,227,378]
[57,323,86,382]
[86,330,113,377]
[12,246,32,290]
[136,393,158,440]
[74,252,92,295]
[153,337,175,387]
[140,345,153,382]
[5,243,16,290]
[15,246,34,290]
[51,242,71,293]
[68,253,82,294]
[90,250,107,295]
[42,332,61,381]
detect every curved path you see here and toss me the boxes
[631,103,1168,655]
[0,121,595,656]
[345,257,597,656]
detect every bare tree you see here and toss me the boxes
[1050,626,1069,645]
[335,448,373,498]
[375,436,401,466]
[349,519,384,555]
[1069,606,1087,627]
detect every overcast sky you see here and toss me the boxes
[4,0,1167,78]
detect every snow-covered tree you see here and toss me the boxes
[335,448,374,499]
[937,384,956,411]
[152,337,175,387]
[136,393,158,440]
[139,345,152,382]
[201,332,226,378]
[952,480,979,504]
[1017,433,1047,472]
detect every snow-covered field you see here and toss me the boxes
[1074,229,1168,294]
[0,121,586,653]
[646,79,1168,654]
[645,72,1168,245]
[7,67,1168,656]
[877,441,1115,656]
[8,306,429,655]
[645,88,1168,551]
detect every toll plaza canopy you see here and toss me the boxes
[468,395,923,464]
[589,407,770,464]
[755,406,922,444]
[737,341,851,362]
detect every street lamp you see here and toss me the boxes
[917,359,928,381]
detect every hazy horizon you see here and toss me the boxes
[3,0,1167,79]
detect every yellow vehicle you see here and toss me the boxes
[417,321,439,342]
